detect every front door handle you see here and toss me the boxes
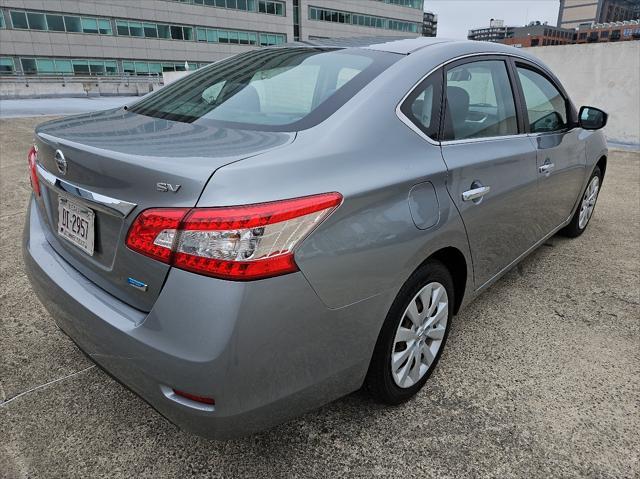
[462,185,491,202]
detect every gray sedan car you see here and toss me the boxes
[23,38,608,439]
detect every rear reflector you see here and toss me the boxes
[172,389,215,405]
[126,192,342,281]
[28,146,40,196]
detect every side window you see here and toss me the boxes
[443,60,518,141]
[517,66,568,133]
[400,70,442,141]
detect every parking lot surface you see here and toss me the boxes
[1,117,638,478]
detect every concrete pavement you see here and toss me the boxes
[1,117,638,478]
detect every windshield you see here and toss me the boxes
[129,47,398,130]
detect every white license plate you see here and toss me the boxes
[58,197,95,256]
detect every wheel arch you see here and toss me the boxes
[417,246,468,315]
[596,155,607,181]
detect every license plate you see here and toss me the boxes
[58,197,95,256]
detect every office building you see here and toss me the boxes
[467,19,514,43]
[558,0,640,29]
[422,11,437,37]
[0,0,424,77]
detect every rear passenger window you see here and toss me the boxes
[400,71,442,141]
[517,66,568,133]
[443,60,518,141]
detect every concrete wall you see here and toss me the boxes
[525,41,640,146]
[0,79,159,99]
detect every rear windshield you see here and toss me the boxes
[129,47,398,131]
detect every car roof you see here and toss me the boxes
[291,36,536,57]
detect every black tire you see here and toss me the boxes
[366,259,454,405]
[561,166,602,238]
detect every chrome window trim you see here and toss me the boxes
[36,163,137,217]
[395,51,552,147]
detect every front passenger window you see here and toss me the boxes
[443,60,518,141]
[517,66,568,133]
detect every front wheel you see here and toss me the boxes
[562,166,602,238]
[366,260,453,405]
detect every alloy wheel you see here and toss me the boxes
[391,282,448,388]
[578,176,600,229]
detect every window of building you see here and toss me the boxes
[10,10,112,35]
[98,19,112,34]
[171,0,282,15]
[309,6,419,33]
[258,0,285,15]
[144,23,158,37]
[443,60,518,141]
[0,14,5,29]
[45,14,65,32]
[579,32,587,40]
[35,58,55,74]
[55,59,74,74]
[517,66,567,133]
[81,18,99,34]
[10,11,28,29]
[129,21,144,37]
[373,0,423,9]
[26,12,46,30]
[20,58,37,74]
[0,57,15,74]
[601,30,609,38]
[259,33,286,45]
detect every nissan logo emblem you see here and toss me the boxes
[54,149,67,175]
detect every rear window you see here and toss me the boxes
[129,47,398,131]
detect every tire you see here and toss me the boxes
[366,259,454,405]
[561,166,602,238]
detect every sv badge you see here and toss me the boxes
[156,182,181,193]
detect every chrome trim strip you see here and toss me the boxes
[36,164,137,218]
[395,51,551,147]
[462,185,491,202]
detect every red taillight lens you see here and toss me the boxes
[125,192,342,281]
[125,208,187,263]
[28,146,40,196]
[172,389,215,405]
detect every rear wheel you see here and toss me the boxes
[562,166,602,238]
[366,260,453,404]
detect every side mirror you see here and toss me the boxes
[579,106,608,130]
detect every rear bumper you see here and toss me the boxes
[23,197,388,439]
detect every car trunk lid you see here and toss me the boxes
[33,108,294,311]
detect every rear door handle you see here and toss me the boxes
[462,186,491,202]
[539,163,555,174]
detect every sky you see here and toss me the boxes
[426,0,561,39]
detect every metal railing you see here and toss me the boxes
[0,73,164,86]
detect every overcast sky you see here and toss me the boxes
[426,0,561,39]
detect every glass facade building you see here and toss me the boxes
[0,0,424,77]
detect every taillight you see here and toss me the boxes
[28,145,40,196]
[125,192,342,281]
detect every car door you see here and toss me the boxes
[514,61,586,235]
[439,56,540,288]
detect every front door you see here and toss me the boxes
[440,57,540,287]
[514,64,587,234]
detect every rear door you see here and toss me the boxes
[513,62,586,234]
[440,56,540,287]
